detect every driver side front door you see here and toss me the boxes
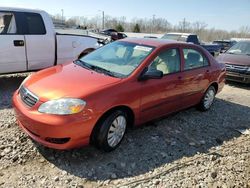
[139,47,183,123]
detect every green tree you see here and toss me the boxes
[115,24,125,32]
[133,24,141,33]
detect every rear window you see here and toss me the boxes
[162,34,182,41]
[183,48,209,70]
[24,13,46,34]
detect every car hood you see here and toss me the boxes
[216,53,250,66]
[24,63,122,101]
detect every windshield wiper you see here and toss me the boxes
[88,64,120,78]
[74,60,121,78]
[74,59,93,70]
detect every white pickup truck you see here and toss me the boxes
[0,7,104,74]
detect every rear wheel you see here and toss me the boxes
[198,86,216,111]
[95,110,127,152]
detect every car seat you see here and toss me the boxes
[185,52,201,69]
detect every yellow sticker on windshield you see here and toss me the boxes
[134,46,152,52]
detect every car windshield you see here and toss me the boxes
[77,41,154,78]
[227,41,250,55]
[162,34,182,40]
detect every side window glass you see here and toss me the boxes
[149,48,181,75]
[183,48,208,70]
[0,12,17,34]
[24,13,46,34]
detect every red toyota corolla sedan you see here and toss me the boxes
[13,38,225,151]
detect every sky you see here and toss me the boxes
[0,0,250,31]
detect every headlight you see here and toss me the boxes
[38,98,86,115]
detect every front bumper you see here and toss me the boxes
[226,71,250,84]
[12,91,98,150]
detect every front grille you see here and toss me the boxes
[19,86,38,107]
[226,75,245,82]
[225,64,248,74]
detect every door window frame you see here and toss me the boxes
[179,45,210,72]
[0,11,19,35]
[147,46,182,77]
[0,10,47,35]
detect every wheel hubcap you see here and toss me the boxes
[107,115,126,147]
[204,89,215,109]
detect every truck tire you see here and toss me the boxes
[78,48,95,59]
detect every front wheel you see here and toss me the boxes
[198,86,216,111]
[95,110,127,152]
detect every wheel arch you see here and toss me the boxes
[209,82,219,94]
[90,105,135,144]
[78,48,96,59]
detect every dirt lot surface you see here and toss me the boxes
[0,73,249,188]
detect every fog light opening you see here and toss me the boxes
[45,137,70,144]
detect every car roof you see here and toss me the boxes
[102,29,117,32]
[213,40,231,42]
[0,7,45,14]
[121,38,185,47]
[237,40,250,43]
[165,32,195,36]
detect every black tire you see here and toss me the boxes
[197,86,216,111]
[78,49,95,59]
[95,110,127,152]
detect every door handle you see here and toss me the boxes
[196,74,204,79]
[13,40,25,47]
[178,76,182,80]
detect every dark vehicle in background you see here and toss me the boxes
[100,29,127,41]
[216,40,250,84]
[100,29,118,35]
[213,40,237,53]
[162,33,221,56]
[110,32,127,41]
[144,36,158,39]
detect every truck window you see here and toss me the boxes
[0,12,17,34]
[24,13,46,34]
[187,35,199,44]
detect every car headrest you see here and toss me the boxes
[187,52,200,62]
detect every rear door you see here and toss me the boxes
[139,47,183,123]
[23,12,55,70]
[0,11,26,73]
[179,46,211,108]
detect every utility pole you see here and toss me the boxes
[61,9,64,25]
[102,11,105,29]
[151,14,155,33]
[183,18,186,32]
[98,10,105,30]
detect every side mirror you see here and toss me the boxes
[138,68,163,81]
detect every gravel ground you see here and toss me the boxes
[0,73,249,188]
